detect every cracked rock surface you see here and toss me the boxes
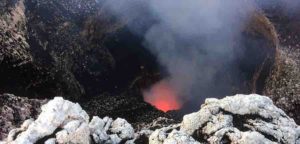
[150,94,300,144]
[0,97,135,144]
[1,94,299,144]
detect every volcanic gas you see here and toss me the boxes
[143,80,182,112]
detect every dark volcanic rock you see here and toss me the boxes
[82,89,169,126]
[2,0,297,129]
[0,93,46,140]
[261,5,300,124]
[0,0,159,101]
[0,0,89,99]
[24,0,118,99]
[243,11,279,94]
[0,0,165,134]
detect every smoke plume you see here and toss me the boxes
[103,0,299,112]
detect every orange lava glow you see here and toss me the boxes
[143,80,182,112]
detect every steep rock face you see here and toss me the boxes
[24,0,119,99]
[0,0,31,65]
[0,94,46,140]
[264,48,300,125]
[260,3,300,124]
[0,0,125,100]
[0,0,38,96]
[244,11,279,94]
[0,0,161,102]
[149,94,300,144]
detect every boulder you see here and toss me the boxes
[1,97,135,144]
[149,94,300,144]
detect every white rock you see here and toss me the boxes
[89,116,135,143]
[103,117,113,132]
[92,130,109,143]
[55,130,68,143]
[3,94,300,144]
[2,97,138,144]
[63,120,81,133]
[6,119,34,142]
[7,97,89,144]
[20,119,34,130]
[56,122,90,144]
[149,124,181,144]
[180,94,300,144]
[89,116,110,143]
[127,129,154,144]
[149,94,300,144]
[108,134,122,144]
[237,131,276,144]
[89,116,105,133]
[110,118,134,139]
[163,130,200,144]
[44,138,56,144]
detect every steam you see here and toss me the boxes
[143,80,181,112]
[141,0,254,105]
[103,0,299,112]
[257,0,300,14]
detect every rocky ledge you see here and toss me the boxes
[0,94,47,140]
[1,94,300,144]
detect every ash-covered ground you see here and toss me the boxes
[263,7,300,124]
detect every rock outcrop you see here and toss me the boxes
[0,0,31,66]
[1,94,300,144]
[1,97,135,144]
[261,3,300,124]
[0,94,46,140]
[150,94,300,144]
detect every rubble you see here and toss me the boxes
[2,94,299,144]
[149,94,300,144]
[1,97,135,144]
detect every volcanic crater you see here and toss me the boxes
[0,0,300,142]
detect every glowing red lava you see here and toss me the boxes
[143,80,182,112]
